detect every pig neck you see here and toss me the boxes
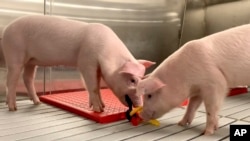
[153,54,190,106]
[100,51,136,90]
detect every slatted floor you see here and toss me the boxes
[0,93,250,141]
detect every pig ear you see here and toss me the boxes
[144,77,165,94]
[137,60,156,69]
[119,61,145,77]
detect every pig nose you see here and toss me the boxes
[140,111,150,121]
[140,110,154,121]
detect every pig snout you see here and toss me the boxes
[127,93,142,107]
[123,94,142,109]
[139,109,155,121]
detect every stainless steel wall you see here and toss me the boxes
[1,0,249,95]
[0,0,186,94]
[181,0,250,45]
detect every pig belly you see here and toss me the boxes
[221,65,250,87]
[3,37,81,67]
[26,54,78,67]
[25,43,80,66]
[215,52,250,87]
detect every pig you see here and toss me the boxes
[1,15,155,112]
[136,24,250,135]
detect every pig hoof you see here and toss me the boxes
[178,120,190,127]
[203,129,214,135]
[101,102,105,108]
[33,101,41,105]
[9,106,17,111]
[93,107,104,113]
[90,100,105,112]
[8,102,17,111]
[93,109,103,113]
[32,98,41,105]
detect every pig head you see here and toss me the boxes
[107,60,155,108]
[137,76,185,121]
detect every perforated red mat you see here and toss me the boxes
[39,89,128,123]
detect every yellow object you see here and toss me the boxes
[149,119,160,126]
[129,106,142,116]
[130,106,160,126]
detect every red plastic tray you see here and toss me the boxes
[39,89,128,123]
[228,87,248,96]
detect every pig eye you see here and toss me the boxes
[130,79,136,83]
[147,94,152,99]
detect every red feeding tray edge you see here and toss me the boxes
[228,87,248,96]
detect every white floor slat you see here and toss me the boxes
[198,93,250,112]
[0,107,67,122]
[0,120,94,141]
[0,113,76,130]
[43,108,194,141]
[21,121,127,141]
[99,115,206,141]
[242,116,250,122]
[158,117,235,141]
[220,97,250,111]
[0,93,249,141]
[0,99,31,106]
[219,102,250,117]
[19,108,188,140]
[227,108,250,120]
[191,120,249,141]
[1,116,86,136]
[0,104,57,116]
[0,110,69,124]
[220,138,229,141]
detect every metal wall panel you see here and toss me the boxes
[0,0,186,94]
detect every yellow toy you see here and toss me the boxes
[125,95,160,126]
[130,106,160,126]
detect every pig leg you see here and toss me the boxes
[178,95,203,126]
[6,65,23,111]
[79,67,105,112]
[202,84,227,135]
[23,64,40,105]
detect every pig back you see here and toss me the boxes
[203,24,250,86]
[2,15,89,66]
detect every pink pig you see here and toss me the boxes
[1,15,154,112]
[137,24,250,135]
